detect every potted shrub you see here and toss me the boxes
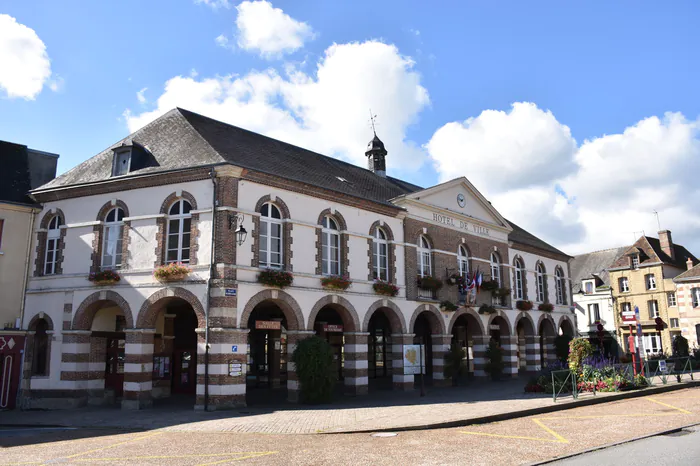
[444,342,467,386]
[440,300,458,312]
[480,280,500,292]
[538,302,554,312]
[154,262,191,282]
[373,280,399,297]
[88,269,121,285]
[292,336,336,404]
[257,268,294,288]
[320,274,351,291]
[478,304,497,315]
[484,340,504,381]
[417,276,443,291]
[516,300,534,311]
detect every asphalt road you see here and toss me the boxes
[1,388,699,465]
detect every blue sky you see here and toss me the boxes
[2,0,700,254]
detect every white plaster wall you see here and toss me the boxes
[91,306,123,332]
[419,184,501,225]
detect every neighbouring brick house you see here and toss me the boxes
[19,108,575,411]
[609,231,698,356]
[672,261,700,349]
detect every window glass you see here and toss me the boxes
[166,200,192,264]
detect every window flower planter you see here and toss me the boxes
[417,276,443,291]
[538,302,554,312]
[321,275,351,291]
[440,300,458,312]
[494,287,511,298]
[516,300,534,311]
[154,263,192,282]
[88,270,121,285]
[478,304,497,315]
[373,280,399,297]
[480,280,500,292]
[257,269,293,288]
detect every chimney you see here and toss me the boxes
[687,257,694,271]
[658,230,675,260]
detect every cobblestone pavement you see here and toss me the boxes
[2,377,697,434]
[1,388,699,465]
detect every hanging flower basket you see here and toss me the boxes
[538,302,554,312]
[516,300,534,311]
[257,268,293,288]
[440,300,458,312]
[373,280,399,297]
[154,263,192,282]
[478,304,497,315]
[321,274,351,291]
[417,276,443,291]
[88,270,121,285]
[480,280,500,292]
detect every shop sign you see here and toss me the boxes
[489,324,500,330]
[256,320,281,330]
[403,344,425,375]
[323,324,343,333]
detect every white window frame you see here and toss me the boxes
[514,259,524,300]
[112,149,131,176]
[166,199,192,264]
[458,245,469,278]
[44,215,62,275]
[648,300,659,319]
[621,302,632,314]
[584,280,594,294]
[259,203,283,269]
[588,303,601,324]
[555,268,565,305]
[646,274,656,291]
[373,228,389,281]
[321,216,341,276]
[670,318,679,328]
[667,292,677,307]
[620,277,630,293]
[642,333,662,355]
[101,207,124,270]
[490,252,501,286]
[632,255,639,269]
[417,236,431,278]
[692,288,700,308]
[536,263,546,303]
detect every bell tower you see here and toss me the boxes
[365,112,387,177]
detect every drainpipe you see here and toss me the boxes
[19,206,39,328]
[205,168,218,411]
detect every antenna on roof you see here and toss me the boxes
[368,109,378,135]
[653,210,661,231]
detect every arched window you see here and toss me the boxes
[166,199,192,264]
[259,202,283,269]
[101,207,125,270]
[373,227,389,281]
[536,262,547,303]
[514,258,525,300]
[44,215,62,275]
[555,267,566,305]
[417,236,431,277]
[458,245,469,277]
[32,319,49,376]
[321,215,340,275]
[490,252,501,286]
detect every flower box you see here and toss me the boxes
[373,280,399,297]
[440,300,458,312]
[494,287,511,298]
[321,275,351,291]
[478,304,497,315]
[257,269,294,288]
[538,302,554,312]
[516,300,534,311]
[480,280,500,292]
[88,270,121,285]
[417,276,443,291]
[154,263,191,282]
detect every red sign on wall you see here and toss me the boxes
[255,320,281,330]
[323,324,343,333]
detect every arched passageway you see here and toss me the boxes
[450,311,483,379]
[539,317,557,367]
[515,315,536,373]
[366,306,403,390]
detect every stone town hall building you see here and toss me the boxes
[20,108,575,410]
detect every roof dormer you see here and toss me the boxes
[111,142,158,177]
[112,146,132,177]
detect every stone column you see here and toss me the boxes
[502,335,519,378]
[195,327,249,411]
[431,334,452,387]
[343,332,369,396]
[285,330,314,403]
[472,335,489,379]
[88,335,108,405]
[525,336,541,372]
[391,333,415,390]
[543,336,557,366]
[59,330,92,407]
[121,329,155,410]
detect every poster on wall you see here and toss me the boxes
[403,344,425,375]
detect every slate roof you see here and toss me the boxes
[570,246,629,293]
[674,263,700,281]
[1,140,58,205]
[33,107,570,258]
[609,235,698,271]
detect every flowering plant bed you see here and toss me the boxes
[373,280,399,297]
[257,268,294,288]
[478,304,497,315]
[417,276,443,291]
[480,280,500,292]
[321,274,351,290]
[440,300,458,312]
[538,302,554,312]
[516,300,534,311]
[88,270,121,285]
[154,263,191,282]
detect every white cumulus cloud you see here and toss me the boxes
[0,14,53,100]
[124,40,429,176]
[235,0,314,58]
[136,87,148,104]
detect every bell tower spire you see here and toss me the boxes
[366,110,387,177]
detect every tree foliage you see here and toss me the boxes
[291,336,336,404]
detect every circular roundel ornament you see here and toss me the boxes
[457,193,466,208]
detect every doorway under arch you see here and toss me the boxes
[450,311,483,379]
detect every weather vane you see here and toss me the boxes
[653,210,661,230]
[368,109,378,135]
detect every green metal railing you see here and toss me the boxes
[643,357,695,386]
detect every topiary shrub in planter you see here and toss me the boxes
[320,274,351,291]
[516,300,534,311]
[372,280,399,297]
[291,336,336,404]
[538,302,554,312]
[154,263,191,282]
[478,304,497,315]
[568,338,593,374]
[444,342,467,386]
[88,269,121,285]
[440,300,458,312]
[484,340,504,380]
[417,276,443,291]
[257,269,294,288]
